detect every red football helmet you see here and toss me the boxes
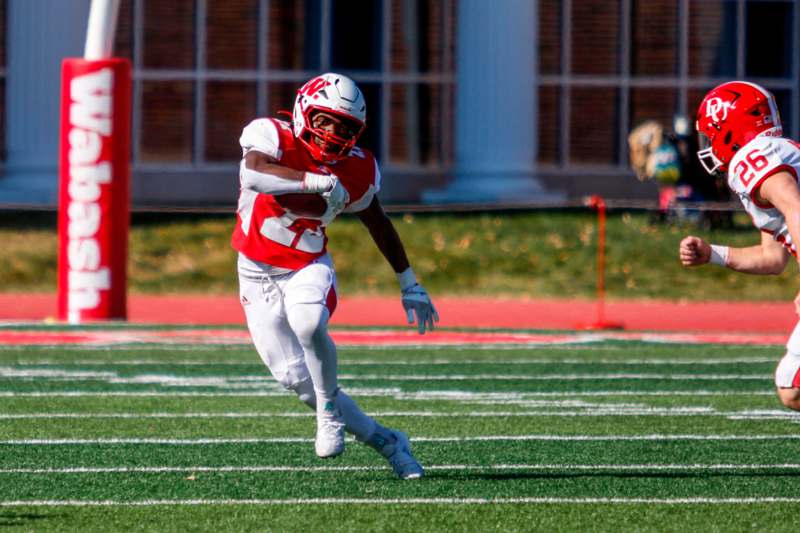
[695,81,782,174]
[292,73,366,163]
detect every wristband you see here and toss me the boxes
[303,172,332,193]
[396,267,417,291]
[709,244,729,267]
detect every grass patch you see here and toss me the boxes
[1,209,795,300]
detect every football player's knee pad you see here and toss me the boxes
[775,351,800,388]
[286,302,329,343]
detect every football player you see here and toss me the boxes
[232,73,438,478]
[678,81,800,411]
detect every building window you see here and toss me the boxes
[331,0,382,71]
[112,0,455,204]
[570,87,620,164]
[631,0,679,76]
[537,0,799,174]
[745,1,794,78]
[688,0,737,77]
[571,0,621,75]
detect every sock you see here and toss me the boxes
[291,379,377,441]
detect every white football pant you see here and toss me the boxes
[775,321,800,388]
[238,253,376,440]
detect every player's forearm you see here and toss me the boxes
[726,245,787,275]
[239,160,334,196]
[367,216,411,273]
[240,161,305,195]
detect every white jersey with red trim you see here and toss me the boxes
[727,136,800,255]
[231,118,381,270]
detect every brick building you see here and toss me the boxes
[0,0,798,207]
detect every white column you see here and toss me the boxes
[1,0,91,204]
[424,0,562,204]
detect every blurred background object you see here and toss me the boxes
[0,0,798,210]
[627,115,731,228]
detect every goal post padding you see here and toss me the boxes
[57,58,131,323]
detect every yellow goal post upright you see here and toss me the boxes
[57,0,132,324]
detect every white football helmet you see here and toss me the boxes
[292,73,366,162]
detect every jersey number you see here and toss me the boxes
[259,214,324,254]
[733,149,769,187]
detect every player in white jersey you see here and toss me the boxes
[678,81,800,411]
[232,73,438,478]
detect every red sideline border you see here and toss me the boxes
[0,293,795,333]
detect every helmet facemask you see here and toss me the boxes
[300,108,365,162]
[696,129,724,175]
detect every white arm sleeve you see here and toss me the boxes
[239,161,305,195]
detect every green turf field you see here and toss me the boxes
[1,328,799,532]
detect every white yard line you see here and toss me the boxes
[336,373,773,381]
[0,368,775,382]
[0,391,290,397]
[6,357,777,366]
[1,497,799,506]
[2,408,797,420]
[0,390,777,398]
[3,434,800,445]
[0,345,248,352]
[3,463,800,474]
[343,357,778,365]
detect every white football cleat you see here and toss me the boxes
[315,399,345,458]
[380,430,424,480]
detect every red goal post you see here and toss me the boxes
[57,0,131,323]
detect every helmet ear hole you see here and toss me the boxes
[724,131,732,145]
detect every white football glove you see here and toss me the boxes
[319,178,349,226]
[401,283,439,334]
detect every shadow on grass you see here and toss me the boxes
[0,512,60,528]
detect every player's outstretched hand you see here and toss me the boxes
[679,235,711,267]
[401,283,439,334]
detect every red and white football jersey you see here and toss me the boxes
[727,136,800,255]
[231,118,381,270]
